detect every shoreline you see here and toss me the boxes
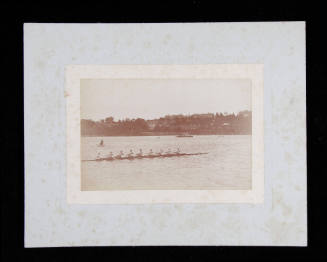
[81,133,252,137]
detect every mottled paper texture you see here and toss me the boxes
[24,22,306,247]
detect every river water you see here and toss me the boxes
[81,135,251,190]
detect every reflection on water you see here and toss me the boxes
[81,135,251,190]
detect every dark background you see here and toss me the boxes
[2,1,326,261]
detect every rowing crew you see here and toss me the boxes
[97,148,181,160]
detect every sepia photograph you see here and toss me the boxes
[23,21,306,248]
[80,79,252,191]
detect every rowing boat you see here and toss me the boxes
[82,152,208,162]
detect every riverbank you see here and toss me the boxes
[81,131,251,137]
[81,111,252,137]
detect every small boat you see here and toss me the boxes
[97,140,105,147]
[176,134,193,137]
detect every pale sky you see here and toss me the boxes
[80,79,252,121]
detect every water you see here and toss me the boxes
[81,135,252,190]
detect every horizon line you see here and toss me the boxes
[82,110,252,121]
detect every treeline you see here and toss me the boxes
[81,111,252,136]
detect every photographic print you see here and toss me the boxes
[66,64,264,204]
[25,22,305,247]
[80,79,252,191]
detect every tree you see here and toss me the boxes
[134,118,149,131]
[105,117,114,123]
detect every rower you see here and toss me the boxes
[107,152,113,158]
[165,148,171,155]
[96,152,102,159]
[148,149,153,156]
[128,149,134,157]
[156,149,163,156]
[137,149,143,157]
[174,148,181,154]
[99,139,104,146]
[115,150,124,159]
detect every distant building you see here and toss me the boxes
[191,113,214,119]
[164,114,184,119]
[238,110,251,118]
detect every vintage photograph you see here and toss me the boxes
[80,79,252,191]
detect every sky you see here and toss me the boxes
[80,79,252,121]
